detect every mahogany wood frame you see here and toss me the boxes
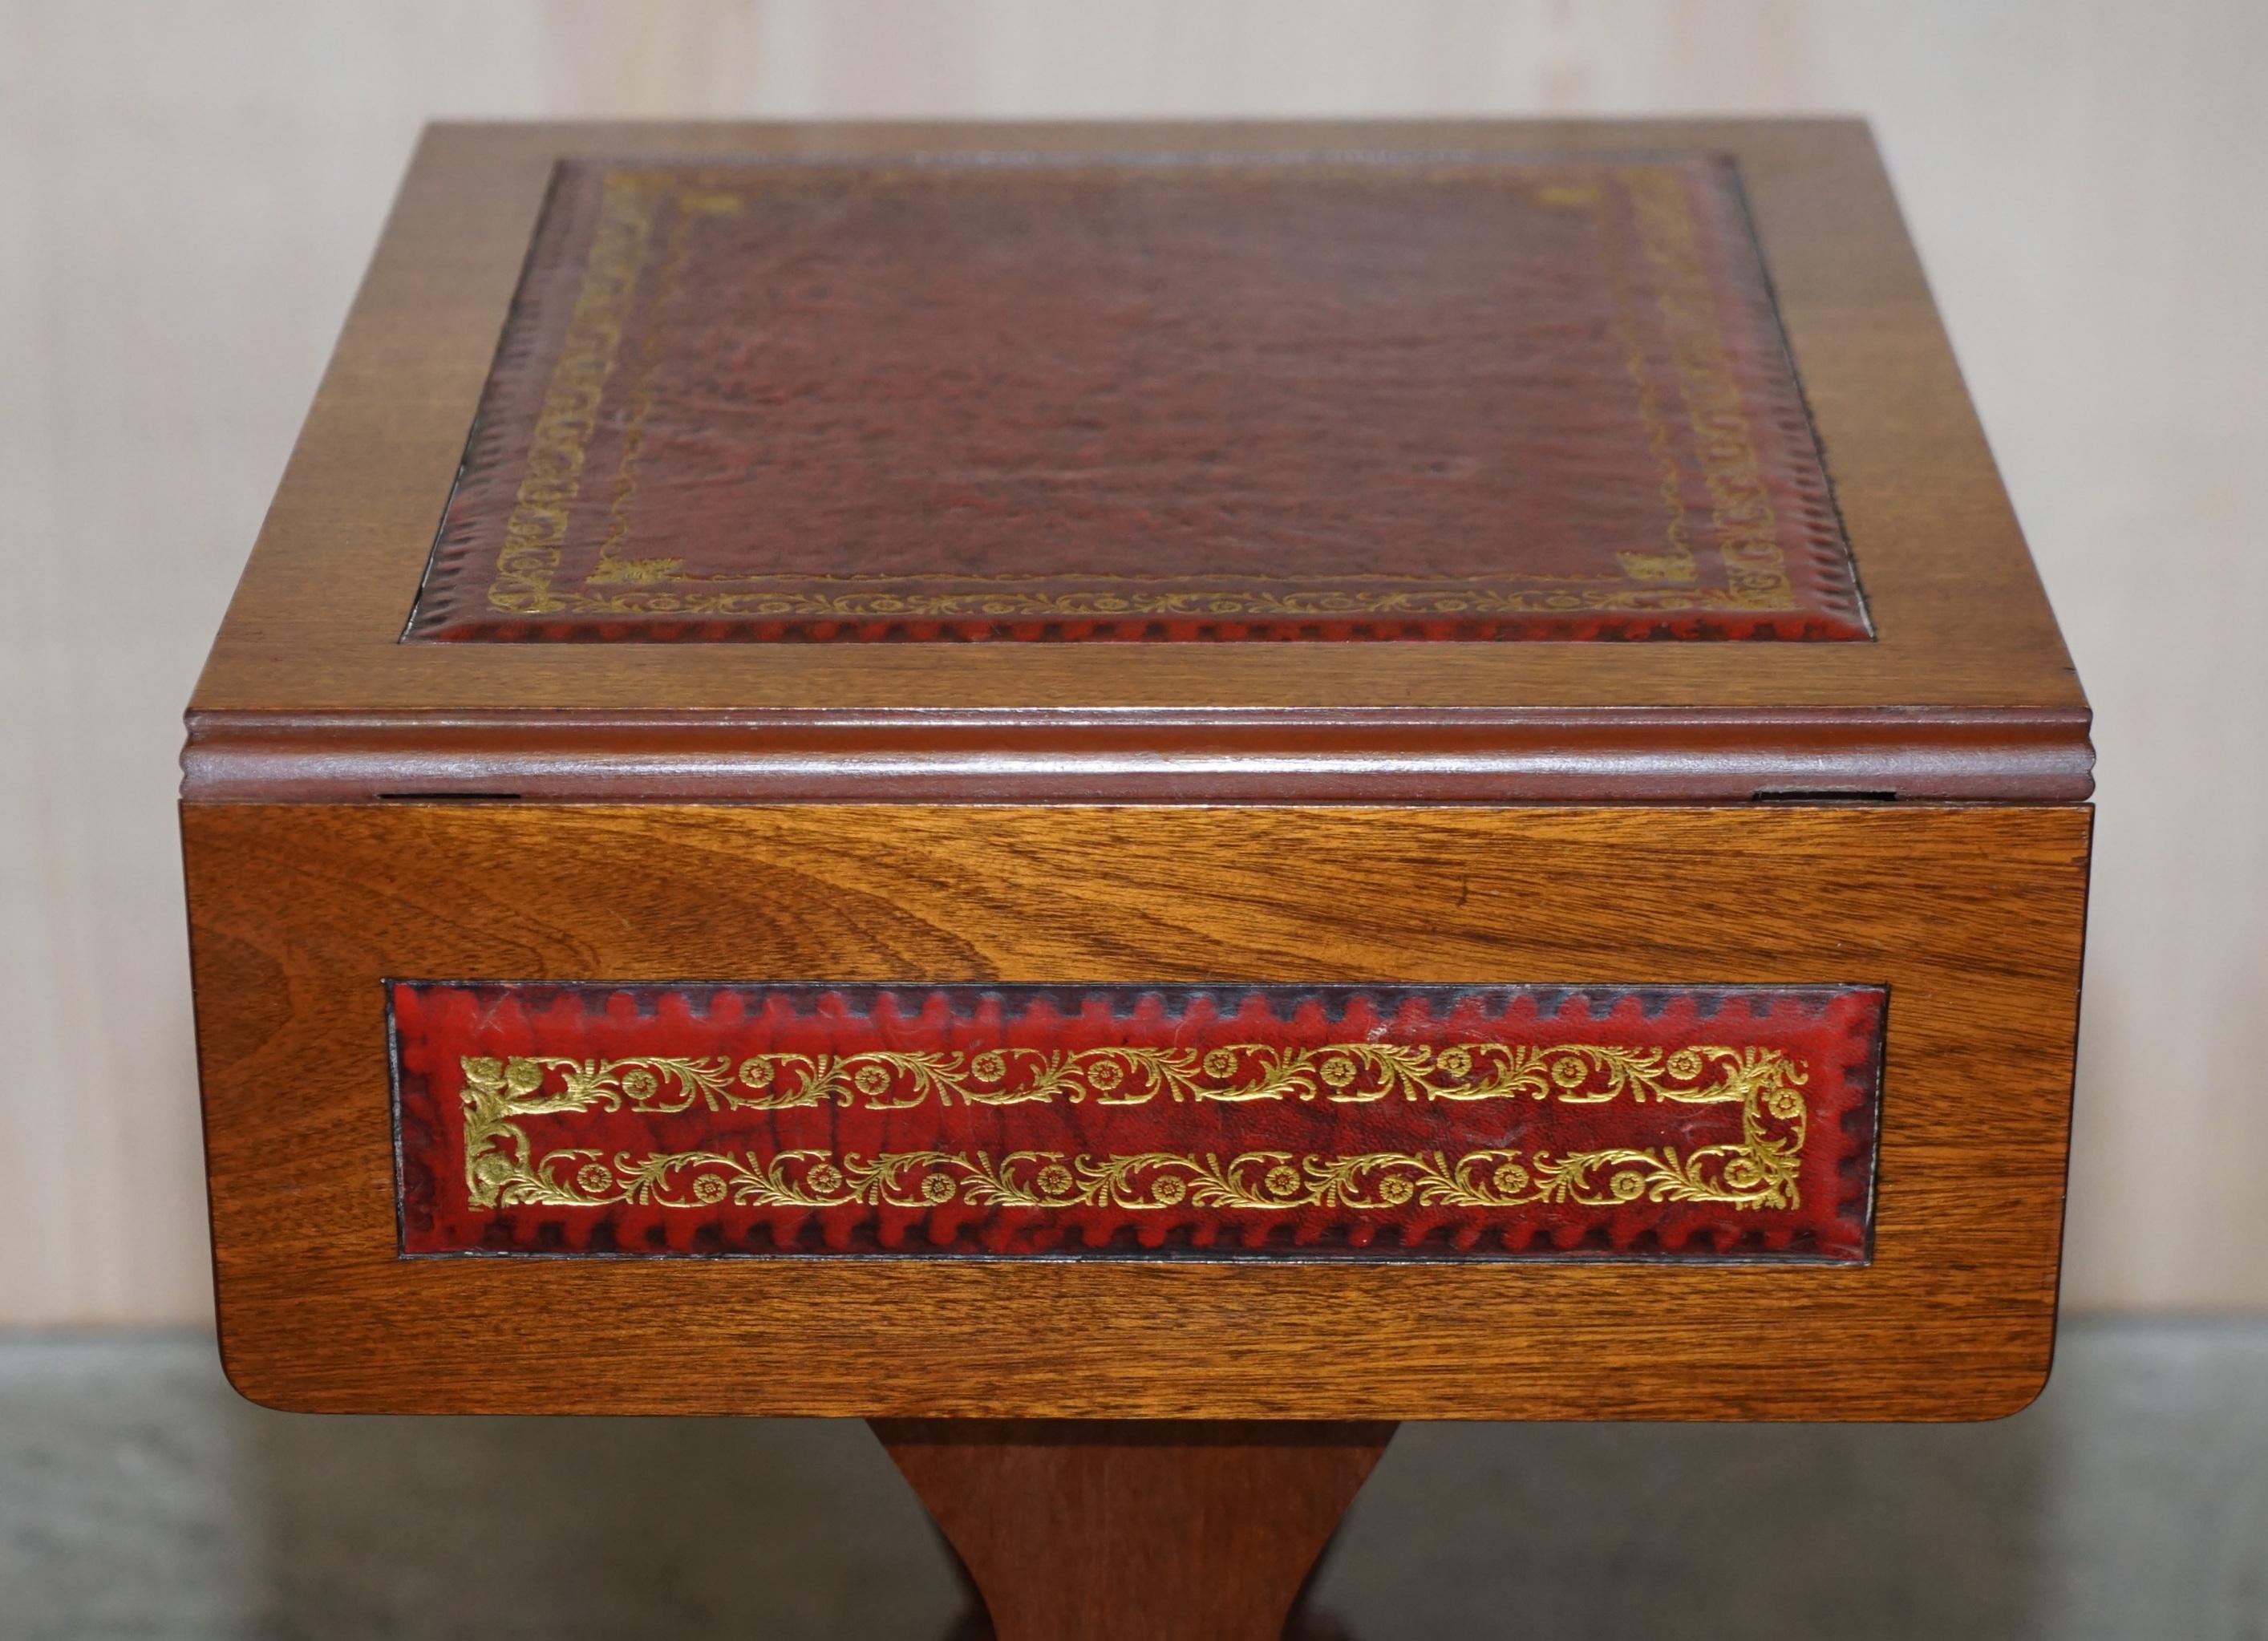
[877,1419,1394,1641]
[180,120,2097,1631]
[184,801,2090,1422]
[181,120,2091,805]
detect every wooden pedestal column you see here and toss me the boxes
[873,1420,1395,1641]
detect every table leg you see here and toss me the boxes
[873,1419,1394,1641]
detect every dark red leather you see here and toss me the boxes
[392,983,1881,1261]
[407,154,1866,642]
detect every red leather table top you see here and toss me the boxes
[407,153,1866,643]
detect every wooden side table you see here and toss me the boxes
[182,120,2091,1639]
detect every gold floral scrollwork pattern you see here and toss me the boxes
[454,1042,1810,1214]
[485,171,661,617]
[512,582,1772,622]
[1619,167,1792,610]
[470,164,1811,625]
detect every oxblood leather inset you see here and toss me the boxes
[405,154,1868,643]
[391,983,1882,1261]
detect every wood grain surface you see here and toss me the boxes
[184,801,2091,1420]
[180,119,2091,804]
[877,1420,1392,1641]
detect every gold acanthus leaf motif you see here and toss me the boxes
[464,1141,1804,1216]
[515,583,1776,620]
[453,1043,1810,1215]
[464,1041,1798,1116]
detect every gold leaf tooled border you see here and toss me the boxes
[475,163,1794,622]
[456,1042,1810,1215]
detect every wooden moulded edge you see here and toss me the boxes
[179,704,2095,804]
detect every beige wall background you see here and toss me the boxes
[2,1,2261,1323]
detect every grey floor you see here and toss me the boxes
[2,1323,2263,1640]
